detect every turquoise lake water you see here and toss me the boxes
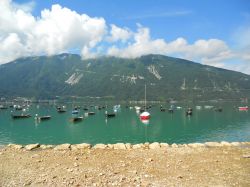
[0,103,249,145]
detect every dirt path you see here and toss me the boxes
[0,145,250,186]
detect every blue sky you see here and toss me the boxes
[1,0,250,74]
[16,0,250,42]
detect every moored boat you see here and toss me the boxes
[57,106,67,113]
[0,105,8,109]
[72,110,79,114]
[140,111,150,120]
[88,112,95,115]
[214,107,223,112]
[35,114,51,121]
[139,84,151,120]
[238,106,248,111]
[70,116,84,122]
[105,111,116,118]
[186,108,193,116]
[12,114,31,119]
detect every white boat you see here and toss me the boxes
[196,106,202,110]
[204,105,214,109]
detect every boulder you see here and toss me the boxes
[125,143,132,149]
[54,143,71,150]
[114,143,126,150]
[220,141,231,146]
[132,144,143,149]
[144,142,150,149]
[40,145,53,149]
[149,142,161,149]
[171,143,179,148]
[93,144,107,149]
[107,144,114,149]
[25,143,40,151]
[205,142,222,147]
[74,143,91,149]
[8,144,23,149]
[160,143,169,148]
[231,142,241,146]
[188,143,205,148]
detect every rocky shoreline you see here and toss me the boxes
[1,141,250,186]
[5,141,250,151]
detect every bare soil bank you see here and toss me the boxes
[0,145,250,186]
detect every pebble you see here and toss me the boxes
[74,162,79,167]
[147,158,153,162]
[242,154,250,158]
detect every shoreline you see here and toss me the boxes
[1,141,250,186]
[5,141,250,151]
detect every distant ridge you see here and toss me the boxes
[0,54,249,101]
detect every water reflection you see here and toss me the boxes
[140,119,150,125]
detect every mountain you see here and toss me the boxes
[0,53,250,101]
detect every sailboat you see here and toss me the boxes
[140,84,150,120]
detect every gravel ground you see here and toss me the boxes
[0,145,250,186]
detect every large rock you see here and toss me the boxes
[149,142,161,149]
[71,143,91,150]
[205,142,222,147]
[107,144,114,149]
[54,143,71,150]
[40,145,53,149]
[188,143,205,148]
[220,141,232,146]
[160,143,169,148]
[132,144,143,149]
[8,144,23,149]
[113,143,126,150]
[25,143,40,151]
[171,143,179,148]
[125,143,132,149]
[144,142,150,149]
[231,142,241,146]
[93,144,107,149]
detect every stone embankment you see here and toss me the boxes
[6,141,250,151]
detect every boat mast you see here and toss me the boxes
[145,84,146,110]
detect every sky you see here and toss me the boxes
[1,0,250,74]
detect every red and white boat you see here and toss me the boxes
[140,84,151,120]
[140,111,150,120]
[238,106,248,111]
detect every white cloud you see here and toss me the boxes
[107,25,234,68]
[0,0,249,74]
[0,0,106,63]
[106,24,132,43]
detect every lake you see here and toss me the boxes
[0,103,249,145]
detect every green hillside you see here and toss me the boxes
[0,54,249,101]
